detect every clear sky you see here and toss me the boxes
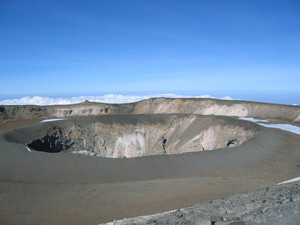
[0,0,300,98]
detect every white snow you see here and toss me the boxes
[239,117,269,123]
[0,94,232,105]
[278,177,300,184]
[25,146,32,152]
[40,118,68,123]
[258,123,300,135]
[239,117,300,135]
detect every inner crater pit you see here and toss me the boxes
[27,115,258,158]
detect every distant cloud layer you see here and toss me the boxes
[0,94,232,106]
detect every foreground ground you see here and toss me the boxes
[106,180,300,225]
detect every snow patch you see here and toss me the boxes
[25,146,32,152]
[258,123,300,135]
[278,177,300,184]
[239,117,269,123]
[40,118,68,123]
[239,117,300,135]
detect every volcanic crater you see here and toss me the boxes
[26,114,258,158]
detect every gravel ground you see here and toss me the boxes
[105,180,300,225]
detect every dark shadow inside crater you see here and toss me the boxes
[226,139,238,147]
[27,127,74,153]
[28,134,70,153]
[28,135,60,153]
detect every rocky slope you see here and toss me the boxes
[105,180,300,225]
[1,98,300,124]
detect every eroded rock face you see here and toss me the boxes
[27,115,257,158]
[1,98,299,124]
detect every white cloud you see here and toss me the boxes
[223,96,233,100]
[0,94,233,106]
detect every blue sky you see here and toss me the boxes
[0,0,300,99]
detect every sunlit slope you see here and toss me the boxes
[1,98,299,123]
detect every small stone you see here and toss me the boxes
[217,207,226,216]
[195,218,211,225]
[175,209,184,218]
[147,219,157,224]
[221,216,228,222]
[228,222,246,225]
[261,207,268,214]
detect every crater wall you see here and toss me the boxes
[22,115,258,158]
[1,98,299,123]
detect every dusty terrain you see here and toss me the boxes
[107,180,300,225]
[0,98,299,225]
